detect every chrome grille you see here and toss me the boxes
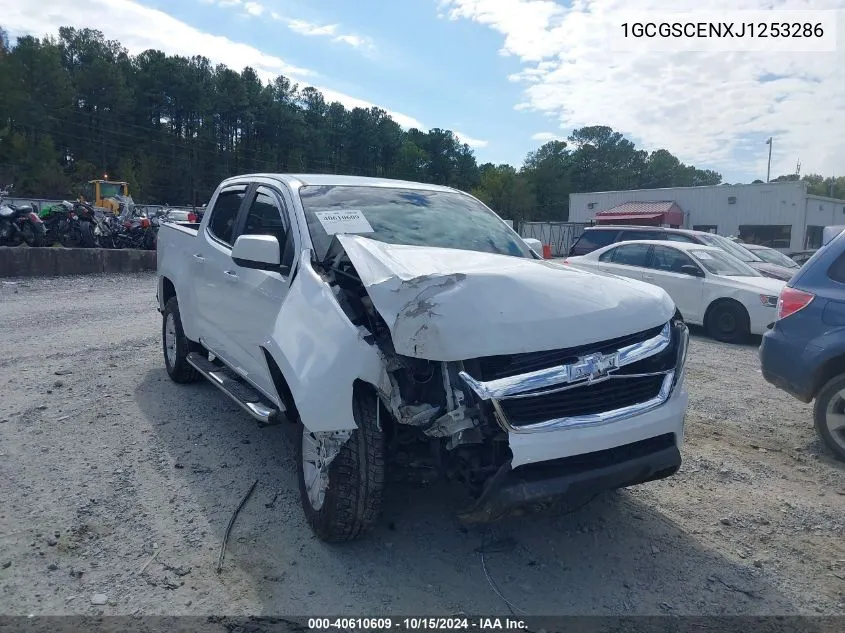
[473,324,665,382]
[499,375,664,428]
[459,320,688,433]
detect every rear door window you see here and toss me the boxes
[570,229,618,255]
[207,186,247,246]
[607,243,651,267]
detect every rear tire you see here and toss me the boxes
[705,300,749,343]
[162,297,201,384]
[813,375,845,461]
[297,390,385,542]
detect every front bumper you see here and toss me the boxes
[455,320,689,521]
[459,432,682,523]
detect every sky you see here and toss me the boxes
[2,0,844,184]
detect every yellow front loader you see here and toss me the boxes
[81,180,130,214]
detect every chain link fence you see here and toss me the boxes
[519,221,591,257]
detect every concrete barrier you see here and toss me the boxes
[0,247,157,278]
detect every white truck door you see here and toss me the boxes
[194,184,249,366]
[224,184,299,399]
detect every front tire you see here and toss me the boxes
[162,297,201,383]
[297,390,385,542]
[813,375,845,461]
[706,300,749,343]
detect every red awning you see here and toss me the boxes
[594,201,684,227]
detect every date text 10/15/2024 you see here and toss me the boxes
[308,618,528,631]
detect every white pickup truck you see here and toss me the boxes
[156,174,690,542]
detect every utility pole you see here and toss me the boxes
[765,137,773,182]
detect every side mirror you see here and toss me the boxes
[232,234,286,273]
[680,264,704,277]
[522,237,543,256]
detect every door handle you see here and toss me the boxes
[643,274,654,280]
[192,253,205,262]
[223,270,239,282]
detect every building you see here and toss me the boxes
[569,181,845,252]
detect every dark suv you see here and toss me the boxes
[569,226,795,281]
[759,231,845,460]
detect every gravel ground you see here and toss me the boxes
[0,272,844,617]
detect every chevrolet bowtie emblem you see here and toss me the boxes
[571,352,619,383]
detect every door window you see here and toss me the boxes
[649,245,699,274]
[207,187,247,246]
[606,243,651,267]
[238,187,295,269]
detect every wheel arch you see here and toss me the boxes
[811,353,845,400]
[160,276,177,311]
[703,296,749,328]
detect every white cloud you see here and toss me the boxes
[531,132,560,141]
[440,0,845,180]
[0,0,485,147]
[287,19,338,37]
[3,0,311,77]
[242,1,263,16]
[455,132,489,148]
[283,18,374,50]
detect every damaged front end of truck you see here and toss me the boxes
[305,233,689,520]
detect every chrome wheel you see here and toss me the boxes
[823,390,845,453]
[164,312,177,367]
[301,431,329,511]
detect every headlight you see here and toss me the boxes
[671,321,689,388]
[759,294,778,307]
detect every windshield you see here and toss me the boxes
[696,232,763,263]
[690,249,761,277]
[299,185,533,261]
[753,247,800,268]
[99,182,126,198]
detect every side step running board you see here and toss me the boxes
[187,352,284,427]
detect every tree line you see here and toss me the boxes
[0,26,838,221]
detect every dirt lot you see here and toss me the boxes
[1,272,844,616]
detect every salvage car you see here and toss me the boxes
[565,240,785,343]
[156,174,690,541]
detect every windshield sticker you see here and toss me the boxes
[696,252,714,259]
[314,210,374,235]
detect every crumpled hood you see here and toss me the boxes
[336,235,676,361]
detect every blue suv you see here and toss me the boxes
[760,230,845,460]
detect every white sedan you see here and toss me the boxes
[565,240,786,343]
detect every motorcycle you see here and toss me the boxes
[68,201,98,248]
[39,201,76,246]
[0,185,47,247]
[110,195,155,250]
